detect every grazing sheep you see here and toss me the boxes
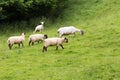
[7,33,25,50]
[28,34,48,46]
[42,37,68,52]
[57,26,84,37]
[33,21,44,33]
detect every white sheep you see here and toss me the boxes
[42,37,68,52]
[28,34,48,46]
[57,26,84,37]
[7,33,25,50]
[33,21,44,33]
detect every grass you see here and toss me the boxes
[0,0,120,80]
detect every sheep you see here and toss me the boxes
[28,34,48,46]
[7,33,25,50]
[57,26,84,37]
[33,21,44,33]
[42,37,68,52]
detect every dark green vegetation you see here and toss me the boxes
[0,0,67,22]
[0,0,120,80]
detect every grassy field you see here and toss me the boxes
[0,0,120,80]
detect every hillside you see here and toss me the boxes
[0,0,120,80]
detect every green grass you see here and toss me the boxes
[0,0,120,80]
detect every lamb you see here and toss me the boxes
[7,33,25,50]
[42,37,68,52]
[33,21,44,33]
[57,26,84,37]
[28,34,48,46]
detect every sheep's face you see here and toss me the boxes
[64,37,68,43]
[21,33,25,37]
[44,34,48,39]
[40,22,44,25]
[80,30,84,35]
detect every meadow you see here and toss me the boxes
[0,0,120,80]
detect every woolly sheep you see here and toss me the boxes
[33,21,44,33]
[28,34,48,46]
[57,26,84,37]
[7,33,25,50]
[42,37,68,52]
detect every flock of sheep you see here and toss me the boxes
[7,21,84,52]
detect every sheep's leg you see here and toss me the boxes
[29,41,31,46]
[45,47,47,51]
[60,44,64,49]
[18,43,20,48]
[42,47,44,52]
[32,42,34,46]
[44,46,47,51]
[56,46,58,50]
[21,42,24,47]
[8,44,12,50]
[42,48,44,52]
[42,46,47,52]
[36,30,39,32]
[38,41,40,43]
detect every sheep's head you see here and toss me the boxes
[64,37,68,43]
[44,34,48,39]
[40,21,44,25]
[80,30,84,35]
[21,33,26,37]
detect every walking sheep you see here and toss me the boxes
[28,34,48,46]
[57,26,84,37]
[42,37,68,52]
[7,33,25,50]
[33,21,44,33]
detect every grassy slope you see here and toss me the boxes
[0,0,120,80]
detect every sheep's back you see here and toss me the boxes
[8,36,24,43]
[44,38,64,46]
[58,27,76,34]
[44,38,59,46]
[36,25,43,30]
[29,34,44,41]
[30,34,44,39]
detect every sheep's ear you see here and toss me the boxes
[22,32,26,35]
